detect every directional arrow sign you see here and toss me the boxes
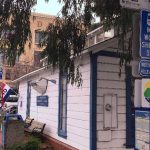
[139,60,150,77]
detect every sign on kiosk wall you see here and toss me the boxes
[141,79,150,107]
[37,95,48,107]
[140,10,150,59]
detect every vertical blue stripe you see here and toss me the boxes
[26,81,31,117]
[126,66,135,148]
[90,52,97,150]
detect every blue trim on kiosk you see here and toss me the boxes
[135,107,150,111]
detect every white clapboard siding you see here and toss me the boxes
[67,111,89,121]
[67,96,90,104]
[67,103,89,112]
[97,71,125,81]
[97,88,126,97]
[97,105,103,114]
[67,132,89,147]
[18,54,91,150]
[67,125,89,138]
[67,118,89,129]
[97,63,125,73]
[97,139,126,149]
[118,97,126,106]
[97,56,120,64]
[112,130,126,139]
[68,79,90,88]
[97,80,126,89]
[18,82,27,120]
[118,106,126,114]
[96,55,133,150]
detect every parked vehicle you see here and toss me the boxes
[3,95,18,114]
[5,105,18,114]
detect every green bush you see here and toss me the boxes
[9,137,41,150]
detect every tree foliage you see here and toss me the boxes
[0,0,134,86]
[0,0,36,65]
[41,0,134,85]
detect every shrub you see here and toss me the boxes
[9,136,41,150]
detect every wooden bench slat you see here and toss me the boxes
[25,120,46,135]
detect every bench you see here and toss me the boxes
[25,120,46,136]
[24,117,34,128]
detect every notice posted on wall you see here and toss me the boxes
[135,110,150,150]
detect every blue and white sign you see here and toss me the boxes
[140,10,150,59]
[139,60,150,76]
[37,95,48,107]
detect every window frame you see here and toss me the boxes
[35,30,42,44]
[58,72,67,138]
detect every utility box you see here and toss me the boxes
[2,114,24,150]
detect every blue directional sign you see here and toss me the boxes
[140,10,150,59]
[139,60,150,77]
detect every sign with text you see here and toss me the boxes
[139,60,150,77]
[37,96,48,107]
[120,0,150,10]
[140,10,150,59]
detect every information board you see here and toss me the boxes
[140,10,150,59]
[139,59,150,76]
[37,95,48,107]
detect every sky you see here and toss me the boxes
[33,0,63,16]
[33,0,100,22]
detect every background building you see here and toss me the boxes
[0,12,55,89]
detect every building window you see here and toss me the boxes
[58,72,67,138]
[35,31,43,44]
[5,69,11,80]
